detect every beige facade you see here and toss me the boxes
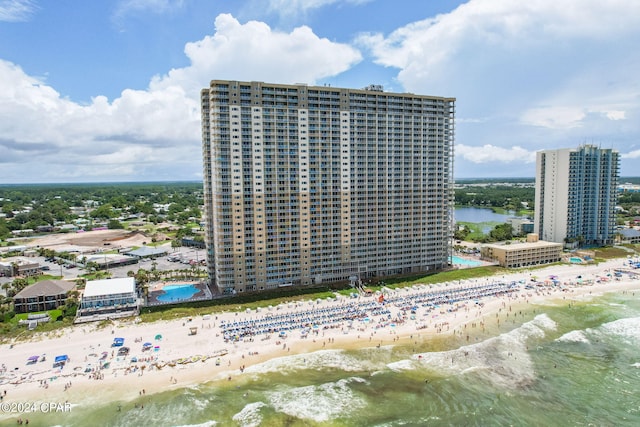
[0,257,41,277]
[201,81,455,294]
[480,235,562,268]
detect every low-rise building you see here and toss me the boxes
[0,257,41,277]
[13,280,76,314]
[76,277,139,323]
[125,246,168,259]
[480,234,562,268]
[620,228,640,244]
[507,217,535,236]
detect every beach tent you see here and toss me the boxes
[112,337,125,347]
[27,355,38,364]
[53,354,68,368]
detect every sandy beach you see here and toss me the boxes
[1,257,640,420]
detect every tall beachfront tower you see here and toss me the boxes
[201,81,455,295]
[534,145,619,247]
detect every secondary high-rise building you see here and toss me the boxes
[534,145,619,246]
[201,81,455,294]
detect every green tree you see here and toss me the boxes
[107,219,125,229]
[90,204,117,220]
[489,223,513,242]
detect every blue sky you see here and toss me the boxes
[1,0,639,183]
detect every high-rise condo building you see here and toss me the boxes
[534,145,619,246]
[201,81,455,294]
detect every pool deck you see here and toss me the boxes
[146,281,212,307]
[451,254,496,269]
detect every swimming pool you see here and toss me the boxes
[569,257,583,263]
[450,255,482,267]
[157,284,199,302]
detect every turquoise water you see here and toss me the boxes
[570,257,583,263]
[451,255,482,266]
[157,284,199,302]
[15,289,640,426]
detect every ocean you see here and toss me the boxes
[16,290,640,427]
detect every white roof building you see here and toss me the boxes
[80,277,137,310]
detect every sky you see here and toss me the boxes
[1,0,639,184]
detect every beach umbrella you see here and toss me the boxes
[27,355,38,364]
[155,334,163,340]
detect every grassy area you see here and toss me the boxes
[0,309,75,341]
[457,221,502,241]
[14,309,63,322]
[140,286,337,322]
[594,246,638,259]
[80,271,110,281]
[139,265,512,322]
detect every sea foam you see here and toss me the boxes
[244,348,384,376]
[391,314,557,390]
[600,316,640,344]
[266,377,367,422]
[555,330,590,344]
[232,402,267,427]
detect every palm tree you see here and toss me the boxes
[12,277,29,294]
[151,270,161,282]
[86,261,100,274]
[135,268,150,305]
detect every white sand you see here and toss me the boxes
[1,258,639,418]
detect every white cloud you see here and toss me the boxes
[151,13,362,93]
[521,105,629,129]
[605,110,626,121]
[520,107,586,129]
[0,14,363,182]
[622,149,640,160]
[0,0,36,22]
[356,0,640,175]
[456,144,536,165]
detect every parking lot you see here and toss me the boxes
[0,247,207,290]
[88,247,206,279]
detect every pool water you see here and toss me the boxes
[450,255,482,267]
[569,257,583,263]
[157,284,199,302]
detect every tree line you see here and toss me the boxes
[0,182,203,239]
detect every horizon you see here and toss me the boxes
[2,176,640,188]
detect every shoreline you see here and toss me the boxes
[2,258,640,420]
